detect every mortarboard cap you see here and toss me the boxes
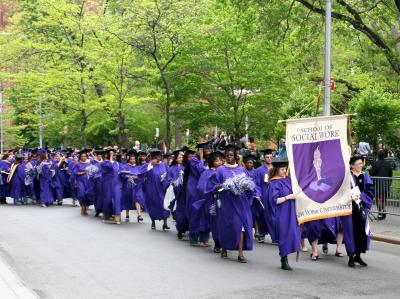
[349,155,365,165]
[208,151,224,161]
[149,149,162,158]
[260,149,274,155]
[243,154,257,163]
[127,149,137,156]
[196,141,212,149]
[271,157,289,168]
[224,144,239,153]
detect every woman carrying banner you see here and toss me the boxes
[206,145,254,263]
[341,156,374,267]
[264,157,300,271]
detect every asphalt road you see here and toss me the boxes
[0,200,399,299]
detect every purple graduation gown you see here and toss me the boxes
[9,163,26,199]
[67,160,78,200]
[167,165,187,232]
[206,165,253,251]
[120,163,143,211]
[52,160,64,201]
[197,169,218,241]
[38,161,55,204]
[91,160,103,213]
[261,177,278,243]
[74,161,94,206]
[0,160,11,197]
[304,217,339,245]
[252,165,269,235]
[185,157,206,232]
[341,172,374,255]
[101,161,122,216]
[143,162,170,221]
[266,177,300,257]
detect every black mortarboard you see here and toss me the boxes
[184,147,196,155]
[224,144,239,153]
[127,149,137,157]
[172,149,183,157]
[149,149,162,158]
[137,150,147,156]
[349,155,365,165]
[79,148,90,155]
[208,151,224,161]
[271,157,289,168]
[196,141,212,149]
[260,149,274,155]
[243,154,257,163]
[94,149,104,155]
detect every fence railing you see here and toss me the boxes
[370,176,400,218]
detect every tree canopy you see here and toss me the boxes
[0,0,398,150]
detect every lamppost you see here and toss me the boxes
[0,31,11,153]
[0,81,3,153]
[324,0,332,116]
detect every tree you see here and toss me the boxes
[296,0,400,77]
[104,0,202,151]
[174,1,289,142]
[350,88,400,150]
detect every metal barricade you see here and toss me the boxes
[370,176,400,216]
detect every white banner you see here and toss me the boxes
[286,115,352,224]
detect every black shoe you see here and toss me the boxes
[177,231,183,240]
[280,256,292,271]
[137,215,143,223]
[238,256,247,263]
[151,220,156,230]
[213,247,221,253]
[354,255,368,267]
[95,212,100,217]
[348,255,355,268]
[162,224,170,231]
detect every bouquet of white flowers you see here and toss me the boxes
[85,164,99,179]
[222,173,255,196]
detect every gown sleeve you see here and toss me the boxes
[361,173,374,211]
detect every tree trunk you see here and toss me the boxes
[174,108,182,148]
[233,100,240,142]
[81,109,87,148]
[161,71,171,152]
[117,114,129,148]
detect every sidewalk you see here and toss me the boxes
[370,214,400,245]
[0,254,38,299]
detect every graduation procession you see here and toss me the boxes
[0,134,375,271]
[2,0,400,298]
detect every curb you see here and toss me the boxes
[372,234,400,245]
